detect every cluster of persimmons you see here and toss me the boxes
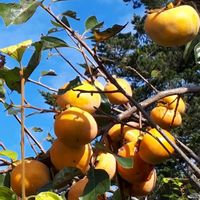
[9,1,200,199]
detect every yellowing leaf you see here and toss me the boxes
[0,40,32,62]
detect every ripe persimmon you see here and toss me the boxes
[54,107,98,147]
[159,95,186,114]
[95,152,116,179]
[68,177,103,200]
[108,122,140,146]
[150,106,182,128]
[129,169,157,197]
[11,159,51,197]
[56,82,101,113]
[144,5,200,47]
[139,128,175,165]
[117,141,154,184]
[50,139,92,173]
[104,78,133,105]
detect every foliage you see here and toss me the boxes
[0,0,199,200]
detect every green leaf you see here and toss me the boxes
[183,35,200,64]
[115,155,133,169]
[93,23,127,42]
[61,16,70,27]
[194,42,200,65]
[24,41,43,80]
[0,150,18,161]
[51,20,63,28]
[32,127,43,132]
[80,168,110,200]
[0,186,17,200]
[85,16,103,31]
[41,36,69,50]
[112,189,121,200]
[53,167,83,189]
[151,69,160,78]
[0,40,32,62]
[162,177,170,183]
[0,79,5,99]
[57,76,82,95]
[41,70,57,77]
[45,133,55,143]
[62,10,79,20]
[0,67,21,93]
[0,173,10,187]
[35,191,63,200]
[4,103,21,115]
[0,1,39,26]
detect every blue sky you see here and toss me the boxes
[0,0,143,159]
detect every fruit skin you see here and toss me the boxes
[104,78,133,105]
[68,177,103,200]
[144,5,200,47]
[159,95,186,114]
[95,152,116,179]
[11,159,51,197]
[54,107,98,147]
[82,80,104,91]
[139,128,175,165]
[150,106,182,129]
[117,142,154,184]
[56,83,101,113]
[50,139,92,173]
[68,177,88,200]
[108,122,140,145]
[129,169,157,197]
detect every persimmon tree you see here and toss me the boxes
[0,0,199,200]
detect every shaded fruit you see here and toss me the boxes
[117,142,154,184]
[144,5,200,47]
[68,177,103,200]
[54,107,98,147]
[139,128,175,165]
[104,78,133,105]
[129,169,157,197]
[95,152,116,179]
[150,106,182,128]
[50,140,92,173]
[56,83,101,113]
[159,95,186,114]
[68,177,88,200]
[11,159,51,197]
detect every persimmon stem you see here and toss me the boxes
[20,65,26,200]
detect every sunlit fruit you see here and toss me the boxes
[82,79,104,91]
[54,107,98,147]
[150,106,182,128]
[117,141,154,184]
[11,159,51,197]
[95,152,116,179]
[50,140,92,173]
[56,82,101,113]
[159,95,186,114]
[129,169,157,197]
[108,122,140,145]
[104,78,133,105]
[139,128,175,165]
[144,5,200,47]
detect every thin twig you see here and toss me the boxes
[13,115,45,154]
[20,65,26,199]
[126,66,159,93]
[27,78,58,92]
[118,86,200,120]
